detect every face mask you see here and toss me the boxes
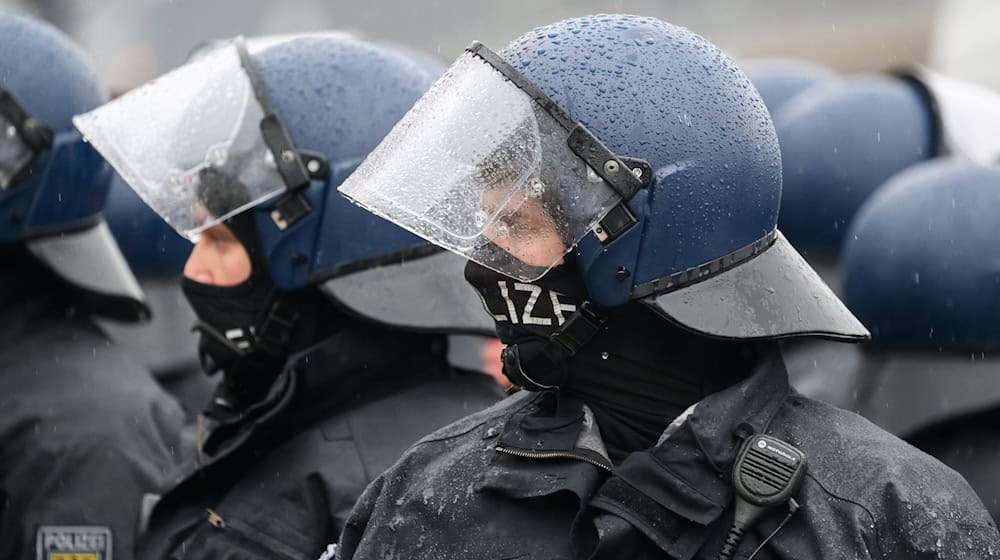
[181,211,292,408]
[182,274,288,406]
[466,258,765,461]
[465,259,591,390]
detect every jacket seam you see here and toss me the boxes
[345,413,373,483]
[645,451,727,507]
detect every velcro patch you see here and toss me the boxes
[36,526,112,560]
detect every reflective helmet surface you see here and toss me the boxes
[0,13,145,320]
[254,38,492,332]
[501,15,867,340]
[775,75,937,257]
[843,159,1000,352]
[249,37,444,286]
[77,35,492,333]
[339,15,867,341]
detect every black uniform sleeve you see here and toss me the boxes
[1,439,167,560]
[336,474,387,560]
[879,464,1000,558]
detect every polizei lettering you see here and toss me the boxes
[481,281,577,326]
[37,526,112,560]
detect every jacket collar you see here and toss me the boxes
[198,325,449,459]
[482,351,792,558]
[683,350,790,470]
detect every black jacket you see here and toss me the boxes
[137,326,503,560]
[786,340,1000,526]
[0,296,189,560]
[908,406,1000,526]
[339,352,999,559]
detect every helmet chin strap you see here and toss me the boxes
[190,289,301,364]
[501,302,605,391]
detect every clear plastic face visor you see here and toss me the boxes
[73,41,286,241]
[338,50,627,282]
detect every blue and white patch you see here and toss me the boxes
[36,526,112,560]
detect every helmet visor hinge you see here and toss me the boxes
[566,126,652,200]
[269,190,313,231]
[467,42,652,247]
[236,36,330,233]
[592,202,637,244]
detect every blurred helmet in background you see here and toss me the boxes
[0,13,146,320]
[743,57,837,115]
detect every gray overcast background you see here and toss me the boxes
[0,0,960,93]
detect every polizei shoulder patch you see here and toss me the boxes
[36,526,112,560]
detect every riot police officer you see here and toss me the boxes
[776,69,1000,425]
[75,34,502,559]
[840,159,1000,524]
[335,14,1000,559]
[0,13,188,560]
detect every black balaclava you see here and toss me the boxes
[466,258,767,462]
[181,188,340,410]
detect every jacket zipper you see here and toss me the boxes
[495,445,613,472]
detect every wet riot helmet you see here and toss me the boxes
[339,14,869,343]
[844,159,1000,352]
[775,75,937,262]
[76,34,494,349]
[777,70,1000,263]
[0,13,146,320]
[839,159,1000,436]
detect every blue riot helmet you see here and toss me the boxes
[340,14,869,342]
[743,58,836,115]
[841,160,1000,526]
[775,75,938,268]
[0,13,146,320]
[76,35,493,354]
[777,70,1000,268]
[838,159,1000,439]
[844,160,1000,352]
